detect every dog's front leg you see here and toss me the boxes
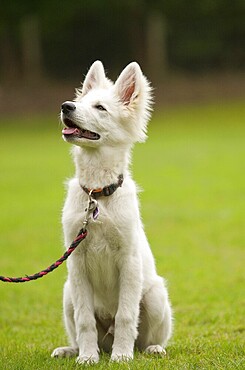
[111,252,143,362]
[69,262,99,364]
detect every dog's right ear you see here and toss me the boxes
[81,60,106,96]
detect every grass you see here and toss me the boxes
[0,101,244,369]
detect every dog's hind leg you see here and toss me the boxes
[51,281,79,358]
[136,276,172,355]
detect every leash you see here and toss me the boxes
[0,228,87,283]
[0,175,123,284]
[0,191,98,283]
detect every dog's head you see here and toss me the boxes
[61,61,153,148]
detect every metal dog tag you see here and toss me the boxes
[92,206,99,220]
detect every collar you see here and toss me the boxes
[81,174,124,199]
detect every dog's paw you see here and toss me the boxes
[145,345,166,356]
[110,352,133,362]
[76,353,99,365]
[51,346,79,358]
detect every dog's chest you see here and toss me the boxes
[64,186,122,303]
[85,237,119,301]
[73,226,120,313]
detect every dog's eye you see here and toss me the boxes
[95,104,106,111]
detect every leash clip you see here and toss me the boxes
[82,190,99,230]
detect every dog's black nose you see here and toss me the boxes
[61,102,76,114]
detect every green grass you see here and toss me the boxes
[0,101,244,369]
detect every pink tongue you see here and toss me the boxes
[62,127,80,135]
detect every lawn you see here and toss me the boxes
[0,101,244,369]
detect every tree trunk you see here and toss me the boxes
[0,25,20,84]
[20,14,43,83]
[146,12,168,84]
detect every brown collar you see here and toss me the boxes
[81,174,124,199]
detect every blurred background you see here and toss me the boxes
[0,0,244,113]
[0,2,244,368]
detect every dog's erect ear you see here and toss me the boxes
[82,60,106,96]
[114,62,143,106]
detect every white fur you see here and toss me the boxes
[51,61,172,364]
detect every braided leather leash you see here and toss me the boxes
[0,187,98,283]
[0,228,87,283]
[0,175,123,284]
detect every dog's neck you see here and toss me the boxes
[73,145,131,189]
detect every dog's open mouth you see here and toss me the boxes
[62,118,100,140]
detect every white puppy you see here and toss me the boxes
[52,61,172,364]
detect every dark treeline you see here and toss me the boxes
[0,0,244,85]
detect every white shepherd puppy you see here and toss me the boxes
[52,61,172,364]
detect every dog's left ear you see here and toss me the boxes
[114,62,143,106]
[82,60,106,96]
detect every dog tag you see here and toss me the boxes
[93,206,99,220]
